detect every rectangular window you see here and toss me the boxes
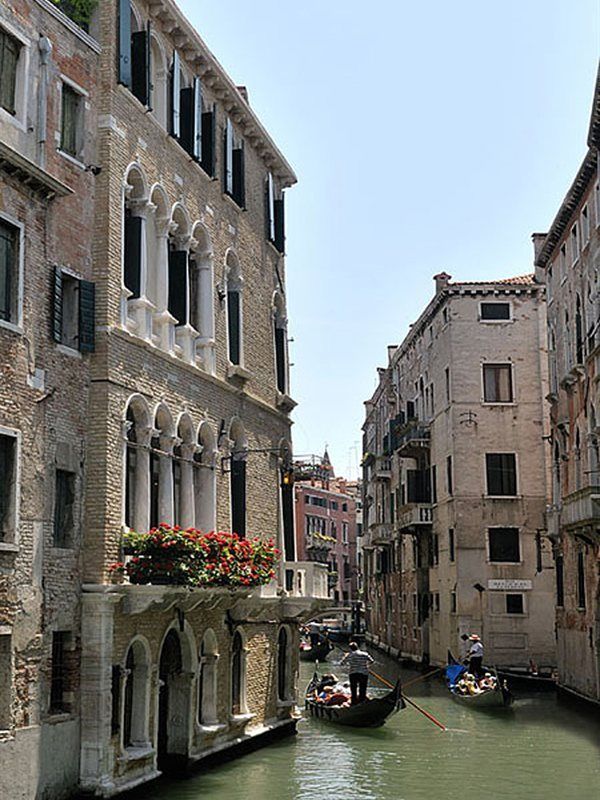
[571,223,579,261]
[0,29,20,115]
[556,554,564,607]
[0,219,18,324]
[577,551,586,609]
[60,83,82,159]
[224,118,245,207]
[582,205,590,244]
[486,453,517,496]
[52,268,96,352]
[560,243,567,280]
[53,469,76,548]
[50,631,69,713]
[342,522,349,544]
[445,366,450,403]
[483,363,513,403]
[448,528,455,562]
[488,527,520,563]
[446,455,453,496]
[505,593,524,614]
[480,302,510,321]
[0,433,17,542]
[450,591,457,613]
[0,633,11,729]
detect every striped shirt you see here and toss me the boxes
[341,649,374,675]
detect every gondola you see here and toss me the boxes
[445,652,513,708]
[304,672,404,727]
[299,637,333,662]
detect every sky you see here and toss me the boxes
[178,0,599,479]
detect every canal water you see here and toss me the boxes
[130,648,600,800]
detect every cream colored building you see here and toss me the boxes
[363,273,556,671]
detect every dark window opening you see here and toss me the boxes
[446,455,453,496]
[60,83,81,158]
[488,527,520,563]
[52,268,95,352]
[277,628,287,702]
[0,219,18,324]
[448,528,455,562]
[577,551,586,609]
[224,119,245,207]
[0,434,16,542]
[49,631,70,713]
[231,631,243,715]
[505,594,524,614]
[556,555,564,607]
[480,302,510,321]
[231,457,246,538]
[483,364,513,403]
[227,290,241,365]
[275,325,286,393]
[0,29,20,115]
[53,469,76,548]
[486,453,517,496]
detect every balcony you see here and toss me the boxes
[396,503,434,532]
[373,457,392,481]
[561,486,600,530]
[284,561,329,599]
[370,522,395,544]
[394,420,431,456]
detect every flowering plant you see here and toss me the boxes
[110,524,280,588]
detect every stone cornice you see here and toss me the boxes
[0,141,73,199]
[147,0,297,187]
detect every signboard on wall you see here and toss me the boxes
[488,579,532,591]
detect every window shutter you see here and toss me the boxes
[78,279,96,352]
[227,291,240,364]
[52,266,63,343]
[281,468,295,560]
[231,458,246,538]
[224,119,233,194]
[168,249,188,326]
[179,86,194,155]
[201,105,216,176]
[118,0,132,87]
[274,196,285,253]
[0,221,14,322]
[124,211,142,298]
[131,25,151,106]
[275,326,286,393]
[170,50,181,138]
[266,173,275,241]
[193,77,202,160]
[232,143,245,207]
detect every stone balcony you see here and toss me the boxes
[370,522,395,545]
[283,561,329,600]
[561,485,600,530]
[396,503,434,532]
[373,457,392,481]
[394,420,431,457]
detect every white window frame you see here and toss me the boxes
[480,361,515,405]
[0,425,21,551]
[0,19,30,132]
[57,74,89,168]
[484,451,519,499]
[478,300,512,324]
[486,526,522,565]
[0,212,24,334]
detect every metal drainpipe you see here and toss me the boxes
[37,35,53,168]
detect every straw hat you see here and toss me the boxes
[469,633,481,641]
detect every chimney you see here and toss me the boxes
[433,272,452,294]
[531,232,548,283]
[236,86,249,103]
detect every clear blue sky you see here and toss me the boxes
[178,0,599,479]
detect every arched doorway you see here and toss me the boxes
[157,629,191,771]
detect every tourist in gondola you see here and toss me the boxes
[467,633,484,677]
[340,641,374,705]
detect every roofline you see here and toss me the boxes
[153,0,297,187]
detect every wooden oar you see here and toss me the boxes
[402,666,444,690]
[369,668,447,732]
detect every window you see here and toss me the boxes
[342,502,348,512]
[118,2,151,107]
[480,302,510,321]
[274,296,287,394]
[430,533,439,566]
[0,218,19,325]
[52,268,95,352]
[505,593,524,615]
[60,83,83,159]
[486,453,517,496]
[53,470,75,548]
[488,527,520,563]
[266,173,285,253]
[560,243,567,280]
[582,205,590,244]
[342,522,349,544]
[224,118,245,207]
[556,554,564,607]
[226,254,243,366]
[0,432,17,542]
[448,528,455,562]
[577,551,586,609]
[0,634,11,729]
[571,223,579,261]
[277,627,289,701]
[483,363,513,403]
[446,455,453,496]
[122,640,150,748]
[450,591,457,613]
[445,366,450,403]
[231,630,246,715]
[0,29,20,115]
[49,631,70,713]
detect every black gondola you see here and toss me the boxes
[299,636,333,662]
[445,652,513,708]
[304,672,404,727]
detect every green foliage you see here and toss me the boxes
[51,0,98,30]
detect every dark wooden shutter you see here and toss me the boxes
[0,221,14,322]
[52,266,63,343]
[274,196,285,253]
[179,86,194,155]
[170,50,181,138]
[131,25,151,106]
[275,326,286,393]
[124,211,142,298]
[118,0,132,87]
[168,249,188,326]
[201,104,216,176]
[232,144,245,207]
[78,279,96,352]
[227,291,240,364]
[281,469,295,560]
[231,459,246,538]
[111,665,121,735]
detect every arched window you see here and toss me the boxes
[122,639,150,750]
[168,205,191,329]
[123,165,148,302]
[273,293,287,395]
[125,407,137,529]
[277,627,291,702]
[198,630,218,725]
[124,396,151,532]
[230,420,247,538]
[231,630,246,716]
[194,423,216,532]
[174,415,195,528]
[225,251,243,366]
[150,405,175,527]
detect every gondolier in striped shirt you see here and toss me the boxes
[341,641,374,705]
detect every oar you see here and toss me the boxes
[369,669,447,732]
[402,666,444,690]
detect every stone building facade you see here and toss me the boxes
[534,67,600,707]
[293,454,358,603]
[0,1,326,798]
[362,273,556,671]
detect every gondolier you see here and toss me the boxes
[467,634,484,677]
[340,641,374,705]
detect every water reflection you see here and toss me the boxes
[128,648,600,800]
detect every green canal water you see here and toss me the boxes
[130,649,600,800]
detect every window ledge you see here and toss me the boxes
[45,712,73,724]
[227,364,251,382]
[0,319,24,336]
[57,149,86,170]
[266,239,285,258]
[118,745,154,763]
[0,107,26,132]
[0,542,19,554]
[222,192,244,212]
[478,319,513,324]
[196,722,226,735]
[484,495,520,501]
[57,344,82,359]
[481,402,517,407]
[276,698,296,709]
[229,712,254,726]
[276,391,296,412]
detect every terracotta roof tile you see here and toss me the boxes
[449,274,536,287]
